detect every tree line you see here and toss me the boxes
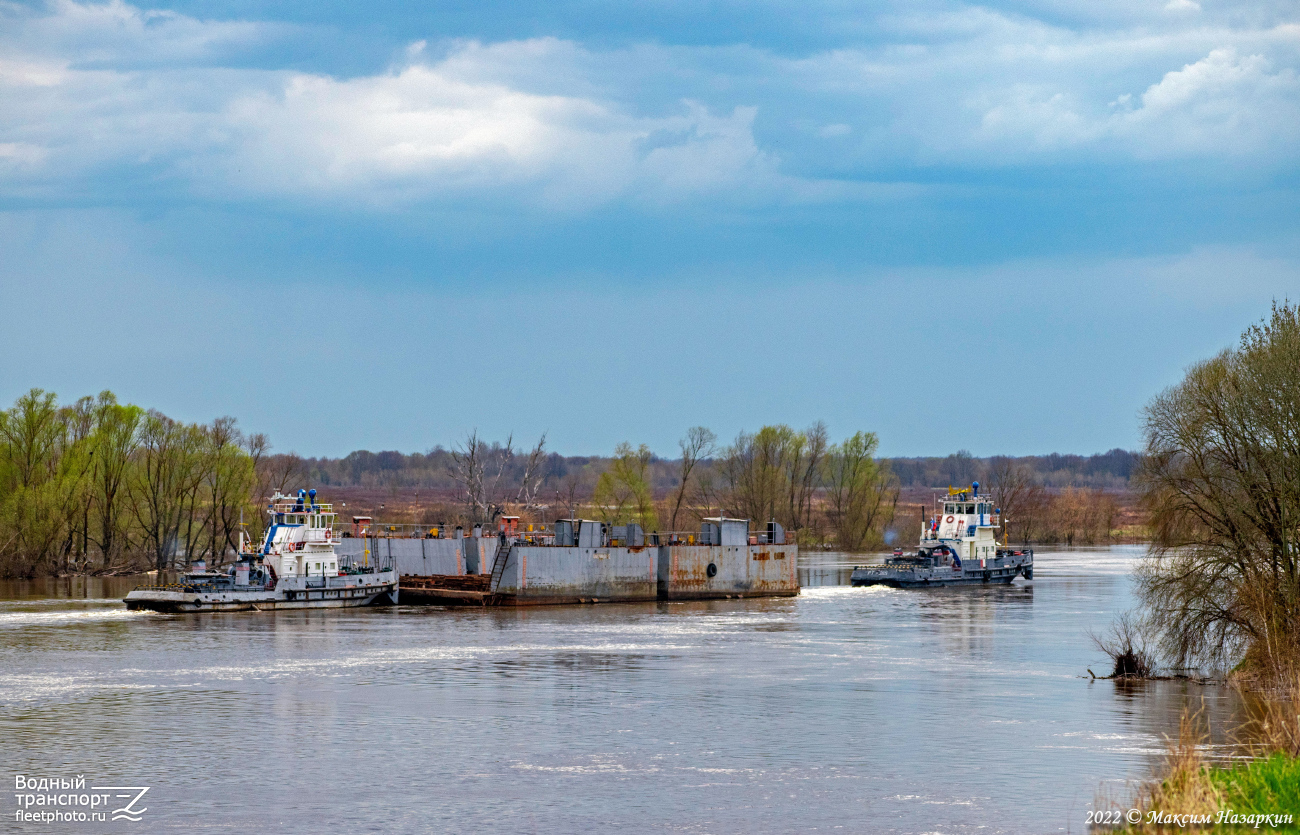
[0,382,1144,577]
[437,423,900,552]
[987,459,1125,545]
[0,388,301,578]
[302,445,1140,494]
[891,448,1139,491]
[306,433,1141,548]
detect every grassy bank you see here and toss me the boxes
[1120,690,1300,832]
[1207,754,1300,816]
[1128,753,1300,831]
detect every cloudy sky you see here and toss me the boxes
[2,0,1298,457]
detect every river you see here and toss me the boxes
[0,546,1246,834]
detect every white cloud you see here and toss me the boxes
[0,4,805,208]
[788,9,1300,167]
[1116,48,1300,156]
[6,0,273,65]
[0,0,1297,208]
[210,60,818,208]
[967,45,1300,159]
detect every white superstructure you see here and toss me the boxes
[927,483,1003,569]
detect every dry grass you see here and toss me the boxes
[1128,707,1223,830]
[1113,682,1300,832]
[1240,676,1300,760]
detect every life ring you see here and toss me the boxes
[945,515,954,524]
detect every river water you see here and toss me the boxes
[0,546,1247,834]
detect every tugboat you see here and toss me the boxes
[124,490,398,612]
[850,482,1032,588]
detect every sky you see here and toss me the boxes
[1,0,1298,459]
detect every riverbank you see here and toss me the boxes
[1120,683,1300,832]
[1125,753,1300,832]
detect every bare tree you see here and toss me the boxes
[669,427,716,530]
[450,431,487,523]
[449,431,513,524]
[1090,611,1156,678]
[785,421,828,530]
[555,469,588,521]
[693,468,719,521]
[246,441,303,547]
[989,457,1043,544]
[245,433,270,472]
[515,433,549,509]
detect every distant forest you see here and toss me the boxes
[302,445,1141,493]
[888,449,1139,491]
[0,382,1145,577]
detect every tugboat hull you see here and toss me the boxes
[854,483,1033,591]
[851,549,1032,590]
[124,574,398,612]
[851,564,1027,589]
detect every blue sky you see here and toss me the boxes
[1,0,1298,458]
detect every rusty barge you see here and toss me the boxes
[338,516,798,606]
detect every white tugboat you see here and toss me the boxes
[850,482,1033,588]
[125,490,398,612]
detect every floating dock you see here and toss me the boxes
[343,517,799,606]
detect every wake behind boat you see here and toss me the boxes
[850,482,1032,589]
[124,490,397,612]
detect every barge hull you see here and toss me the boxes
[399,540,801,606]
[658,544,799,600]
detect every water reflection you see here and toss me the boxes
[0,548,1248,834]
[0,575,144,601]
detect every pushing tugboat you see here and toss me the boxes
[851,482,1032,588]
[125,490,397,612]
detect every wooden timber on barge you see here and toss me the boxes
[400,574,493,605]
